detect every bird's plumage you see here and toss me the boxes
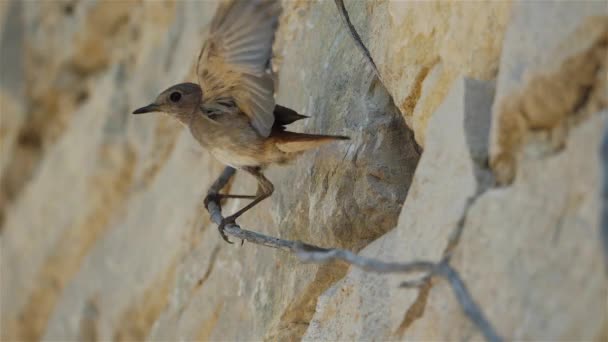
[132,0,349,243]
[197,0,280,137]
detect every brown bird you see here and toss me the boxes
[132,0,348,243]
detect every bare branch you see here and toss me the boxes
[437,261,502,342]
[204,166,502,342]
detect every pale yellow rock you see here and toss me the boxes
[489,2,608,184]
[1,0,606,340]
[304,77,494,341]
[406,112,608,341]
[1,1,416,341]
[383,0,512,146]
[304,81,607,341]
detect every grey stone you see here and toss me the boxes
[304,77,495,340]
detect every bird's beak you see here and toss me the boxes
[132,103,160,114]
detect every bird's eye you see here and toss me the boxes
[169,92,182,103]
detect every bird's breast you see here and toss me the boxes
[189,110,278,168]
[209,145,264,168]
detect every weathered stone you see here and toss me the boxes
[1,1,218,340]
[1,0,606,340]
[408,112,608,340]
[304,77,495,340]
[342,0,512,146]
[489,0,608,183]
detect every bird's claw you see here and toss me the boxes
[206,195,243,245]
[218,215,236,244]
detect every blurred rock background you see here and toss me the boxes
[0,0,606,341]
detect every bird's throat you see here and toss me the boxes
[172,112,193,126]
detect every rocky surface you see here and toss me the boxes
[1,0,606,341]
[304,76,495,341]
[489,1,608,184]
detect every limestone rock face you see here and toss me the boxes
[1,0,606,341]
[489,1,608,184]
[304,77,496,341]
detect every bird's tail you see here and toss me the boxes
[273,131,349,153]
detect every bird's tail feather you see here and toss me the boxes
[274,131,349,153]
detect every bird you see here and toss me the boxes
[132,0,348,243]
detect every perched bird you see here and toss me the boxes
[132,0,348,242]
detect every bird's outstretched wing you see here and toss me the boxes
[197,0,281,137]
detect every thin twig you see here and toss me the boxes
[203,167,503,342]
[437,261,502,342]
[443,195,478,260]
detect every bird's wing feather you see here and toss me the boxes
[197,0,280,137]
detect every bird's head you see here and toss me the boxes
[132,82,202,118]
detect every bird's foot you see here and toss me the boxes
[218,215,237,244]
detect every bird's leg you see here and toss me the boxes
[217,166,274,243]
[218,194,258,199]
[226,167,275,220]
[204,193,257,209]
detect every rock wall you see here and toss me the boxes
[1,0,606,341]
